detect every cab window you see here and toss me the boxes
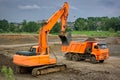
[98,44,107,49]
[94,45,98,49]
[32,48,36,53]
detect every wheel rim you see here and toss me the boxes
[36,70,40,75]
[65,53,72,60]
[90,56,97,63]
[72,54,78,61]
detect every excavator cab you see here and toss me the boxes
[59,32,71,45]
[16,49,36,56]
[16,46,39,56]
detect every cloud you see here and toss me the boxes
[18,4,55,10]
[18,4,40,10]
[70,5,78,10]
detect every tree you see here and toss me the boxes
[0,19,9,32]
[50,22,60,34]
[21,20,27,32]
[74,16,120,31]
[74,18,87,31]
[8,23,14,32]
[105,17,120,31]
[109,27,114,32]
[87,17,97,31]
[23,21,39,32]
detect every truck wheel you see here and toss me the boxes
[79,55,85,61]
[65,53,72,60]
[99,60,104,63]
[72,54,79,61]
[90,56,97,64]
[85,47,92,54]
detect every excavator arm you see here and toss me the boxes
[38,2,70,54]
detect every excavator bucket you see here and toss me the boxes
[59,32,71,45]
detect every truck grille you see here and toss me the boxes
[102,53,107,59]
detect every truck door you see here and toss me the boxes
[92,44,100,59]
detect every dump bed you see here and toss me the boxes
[62,41,91,54]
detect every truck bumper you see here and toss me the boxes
[96,54,109,60]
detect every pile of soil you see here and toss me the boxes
[105,37,120,44]
[0,34,61,45]
[0,34,38,45]
[0,54,17,73]
[85,37,97,41]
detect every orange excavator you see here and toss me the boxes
[13,2,70,76]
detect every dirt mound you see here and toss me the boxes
[0,34,60,45]
[0,34,38,45]
[85,37,97,41]
[105,37,120,44]
[0,54,17,73]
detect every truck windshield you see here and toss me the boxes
[98,44,107,49]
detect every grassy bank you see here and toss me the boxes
[0,31,120,37]
[71,31,119,37]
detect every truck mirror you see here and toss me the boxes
[94,45,98,49]
[59,32,71,45]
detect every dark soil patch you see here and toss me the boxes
[0,54,17,73]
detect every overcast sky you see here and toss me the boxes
[0,0,120,22]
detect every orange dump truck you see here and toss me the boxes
[62,41,109,63]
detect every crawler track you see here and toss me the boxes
[32,64,66,76]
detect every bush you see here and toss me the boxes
[0,29,4,33]
[115,31,120,37]
[1,66,15,80]
[109,28,114,32]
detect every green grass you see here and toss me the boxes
[71,31,117,37]
[50,31,117,37]
[0,31,119,37]
[0,32,37,35]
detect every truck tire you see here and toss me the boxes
[79,55,85,61]
[65,53,72,60]
[85,47,92,54]
[72,54,79,61]
[99,60,104,63]
[90,56,97,64]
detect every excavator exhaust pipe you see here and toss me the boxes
[59,32,71,45]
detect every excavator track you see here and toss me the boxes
[32,64,66,76]
[15,66,32,74]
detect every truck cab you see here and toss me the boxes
[91,42,109,63]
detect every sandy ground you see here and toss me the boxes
[0,34,120,80]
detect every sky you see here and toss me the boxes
[0,0,120,22]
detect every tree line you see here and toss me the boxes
[0,19,40,33]
[0,19,62,33]
[0,16,120,33]
[74,16,120,32]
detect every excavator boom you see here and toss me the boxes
[38,2,69,55]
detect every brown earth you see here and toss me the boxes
[0,34,120,80]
